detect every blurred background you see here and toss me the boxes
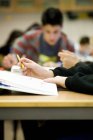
[0,0,93,46]
[0,0,93,140]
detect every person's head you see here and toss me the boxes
[79,36,90,55]
[0,30,23,55]
[41,7,63,45]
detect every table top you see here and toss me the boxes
[0,90,93,107]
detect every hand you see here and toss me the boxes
[58,50,80,69]
[19,57,54,79]
[2,54,17,69]
[43,61,57,67]
[44,76,67,88]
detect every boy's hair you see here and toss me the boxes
[79,36,90,45]
[41,7,63,26]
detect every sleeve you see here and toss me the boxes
[65,72,93,94]
[10,35,28,56]
[53,62,93,77]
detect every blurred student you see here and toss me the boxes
[0,30,23,68]
[74,36,93,61]
[1,23,41,69]
[10,7,75,140]
[3,7,75,69]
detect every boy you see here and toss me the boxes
[2,7,74,69]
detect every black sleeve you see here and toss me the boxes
[53,62,93,77]
[65,72,93,94]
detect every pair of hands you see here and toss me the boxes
[2,50,79,70]
[2,51,75,88]
[19,57,67,88]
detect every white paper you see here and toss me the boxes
[0,71,58,96]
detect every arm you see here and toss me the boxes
[65,73,93,94]
[20,57,93,94]
[53,62,93,77]
[45,72,93,94]
[46,62,93,94]
[19,57,54,79]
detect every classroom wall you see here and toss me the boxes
[0,13,93,47]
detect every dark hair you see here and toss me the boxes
[6,30,23,45]
[0,30,23,55]
[79,36,90,45]
[25,22,41,32]
[41,7,63,26]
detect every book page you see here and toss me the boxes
[0,71,58,96]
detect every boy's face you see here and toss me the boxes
[42,25,62,45]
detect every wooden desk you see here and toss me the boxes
[0,90,93,120]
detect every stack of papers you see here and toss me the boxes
[0,71,58,96]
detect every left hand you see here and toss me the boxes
[58,50,80,69]
[44,76,67,88]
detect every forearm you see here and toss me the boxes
[53,62,93,77]
[39,68,54,79]
[65,73,93,94]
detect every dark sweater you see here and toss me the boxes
[53,62,93,94]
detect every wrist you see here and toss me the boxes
[62,77,67,88]
[58,76,67,88]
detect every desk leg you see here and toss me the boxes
[0,120,4,140]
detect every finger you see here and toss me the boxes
[22,70,28,76]
[58,52,69,60]
[62,50,70,53]
[22,67,27,72]
[20,57,31,63]
[22,62,32,69]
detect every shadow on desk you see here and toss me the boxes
[0,89,12,95]
[0,89,40,96]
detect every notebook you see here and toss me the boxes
[0,71,58,96]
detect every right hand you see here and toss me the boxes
[2,54,17,69]
[19,57,54,79]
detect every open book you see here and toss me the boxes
[0,71,58,96]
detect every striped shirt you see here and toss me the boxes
[11,30,75,64]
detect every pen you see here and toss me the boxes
[16,54,24,69]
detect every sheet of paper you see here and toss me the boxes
[0,71,58,96]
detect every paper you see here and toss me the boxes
[0,71,58,96]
